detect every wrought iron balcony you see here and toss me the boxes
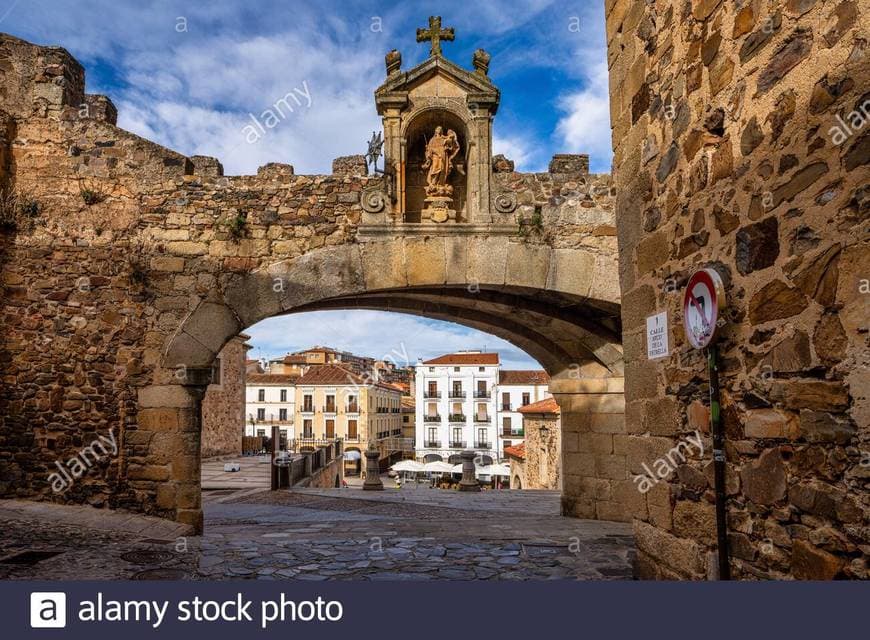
[448,413,466,422]
[424,415,442,422]
[424,391,441,398]
[502,428,525,437]
[474,415,491,423]
[448,390,466,399]
[474,390,491,398]
[449,440,467,448]
[346,404,359,413]
[474,441,491,449]
[425,440,441,448]
[501,404,511,411]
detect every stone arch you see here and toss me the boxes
[148,239,626,531]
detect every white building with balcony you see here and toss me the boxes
[244,373,299,440]
[415,351,499,464]
[495,370,551,456]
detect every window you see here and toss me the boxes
[452,381,462,396]
[477,428,488,446]
[427,427,438,445]
[280,389,287,402]
[503,417,511,430]
[303,394,313,412]
[258,389,265,402]
[325,394,336,413]
[522,392,530,406]
[257,429,265,437]
[452,427,462,446]
[325,419,335,438]
[347,395,358,412]
[454,366,460,372]
[278,408,287,421]
[501,392,510,411]
[478,366,485,372]
[257,408,265,421]
[348,420,358,439]
[429,367,434,372]
[303,419,313,438]
[476,403,487,420]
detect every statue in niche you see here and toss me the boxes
[422,126,460,197]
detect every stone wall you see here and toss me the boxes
[521,413,562,490]
[0,32,625,529]
[200,335,249,459]
[607,0,868,579]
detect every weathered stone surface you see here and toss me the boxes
[812,312,847,365]
[768,381,850,412]
[748,280,808,324]
[740,117,764,156]
[757,29,813,95]
[798,411,855,444]
[744,409,797,439]
[740,448,787,505]
[791,540,845,579]
[735,217,779,275]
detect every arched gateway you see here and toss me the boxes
[0,26,630,533]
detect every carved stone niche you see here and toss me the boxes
[374,51,500,224]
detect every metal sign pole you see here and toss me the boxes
[706,343,730,580]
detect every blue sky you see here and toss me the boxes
[2,0,612,369]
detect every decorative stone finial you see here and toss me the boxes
[473,49,491,76]
[416,16,455,58]
[385,49,401,76]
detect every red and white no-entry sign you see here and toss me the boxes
[682,268,726,349]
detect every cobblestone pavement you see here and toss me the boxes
[0,488,635,580]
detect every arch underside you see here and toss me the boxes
[290,285,623,376]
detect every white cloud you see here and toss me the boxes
[246,310,541,369]
[492,134,535,171]
[554,58,612,171]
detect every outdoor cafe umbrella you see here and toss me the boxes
[391,460,426,473]
[423,461,455,473]
[480,463,511,476]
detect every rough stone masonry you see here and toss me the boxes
[0,32,629,536]
[607,0,869,579]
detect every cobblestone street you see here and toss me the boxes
[1,487,634,580]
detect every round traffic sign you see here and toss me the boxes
[682,268,726,349]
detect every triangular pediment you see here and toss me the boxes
[375,56,499,111]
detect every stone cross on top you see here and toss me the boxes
[416,16,454,57]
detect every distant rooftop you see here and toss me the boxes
[422,352,499,365]
[499,370,550,385]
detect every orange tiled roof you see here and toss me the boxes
[517,396,560,414]
[499,370,550,385]
[401,396,416,410]
[504,443,526,460]
[247,373,300,384]
[422,352,499,365]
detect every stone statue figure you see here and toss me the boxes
[422,126,460,196]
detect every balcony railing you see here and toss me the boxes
[474,415,491,423]
[449,390,466,399]
[449,440,467,448]
[346,405,359,413]
[474,441,491,449]
[425,440,441,448]
[501,404,511,411]
[424,415,441,422]
[325,405,336,414]
[448,414,466,422]
[424,391,441,398]
[474,390,491,398]
[302,406,314,413]
[502,429,524,437]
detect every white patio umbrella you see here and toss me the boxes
[391,460,425,473]
[450,463,464,474]
[482,463,511,476]
[423,461,455,473]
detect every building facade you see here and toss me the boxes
[496,370,551,457]
[294,364,402,468]
[414,352,499,464]
[244,373,299,440]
